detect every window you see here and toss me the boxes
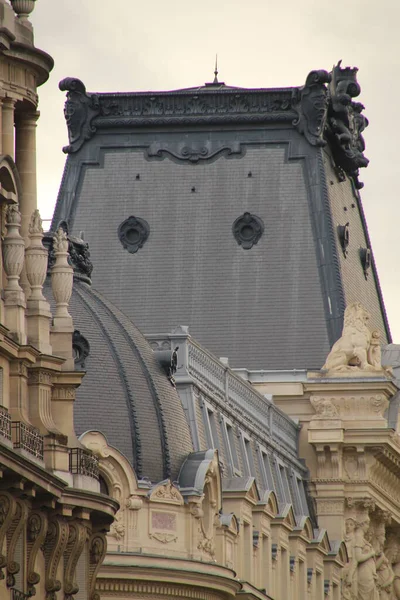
[240,433,255,477]
[222,420,240,475]
[201,402,220,450]
[258,447,274,491]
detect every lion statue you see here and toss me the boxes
[322,302,383,372]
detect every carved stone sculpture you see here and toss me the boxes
[369,522,393,600]
[345,516,379,600]
[385,534,400,600]
[292,69,331,146]
[58,78,100,154]
[322,302,388,374]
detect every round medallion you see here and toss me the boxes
[232,212,264,249]
[118,216,150,254]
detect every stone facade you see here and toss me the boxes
[0,3,118,599]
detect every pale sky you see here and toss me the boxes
[30,0,400,341]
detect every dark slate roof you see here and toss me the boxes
[51,66,391,371]
[44,278,194,482]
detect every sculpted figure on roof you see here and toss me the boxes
[322,302,390,375]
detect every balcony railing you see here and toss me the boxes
[11,422,44,460]
[0,405,11,441]
[69,448,99,479]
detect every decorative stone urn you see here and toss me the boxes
[10,0,36,21]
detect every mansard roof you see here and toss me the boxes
[51,64,390,372]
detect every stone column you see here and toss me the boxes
[15,111,39,241]
[2,98,16,159]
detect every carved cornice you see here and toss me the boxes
[95,579,227,600]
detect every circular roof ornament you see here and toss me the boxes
[232,212,264,250]
[118,216,150,254]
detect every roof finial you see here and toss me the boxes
[213,54,219,84]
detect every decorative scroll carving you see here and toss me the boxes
[232,212,264,250]
[118,216,150,255]
[59,78,100,154]
[27,511,48,596]
[310,396,339,419]
[44,232,93,281]
[292,69,331,146]
[149,481,183,505]
[44,517,69,600]
[0,493,16,578]
[73,330,90,369]
[98,90,293,122]
[322,302,390,374]
[88,532,107,600]
[64,521,87,600]
[109,512,125,542]
[6,499,28,587]
[327,61,369,188]
[147,140,243,163]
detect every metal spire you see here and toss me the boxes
[213,54,219,84]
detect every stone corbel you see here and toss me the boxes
[27,511,48,596]
[28,368,65,439]
[0,492,16,579]
[64,520,88,600]
[6,498,29,587]
[88,531,107,600]
[44,517,70,599]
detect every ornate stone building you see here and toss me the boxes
[5,2,398,598]
[0,2,118,599]
[46,49,400,600]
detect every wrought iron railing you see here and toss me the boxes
[11,422,43,460]
[12,588,30,599]
[0,405,11,441]
[69,448,99,479]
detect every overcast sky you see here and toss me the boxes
[30,0,400,341]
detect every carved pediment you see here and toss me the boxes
[148,480,184,505]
